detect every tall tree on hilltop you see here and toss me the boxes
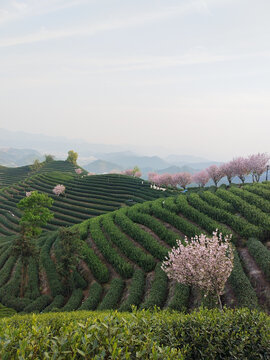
[67,150,78,165]
[44,154,55,163]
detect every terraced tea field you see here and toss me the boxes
[0,166,171,236]
[0,160,78,187]
[0,180,270,314]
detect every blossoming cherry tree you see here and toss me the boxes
[162,231,234,309]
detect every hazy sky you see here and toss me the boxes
[0,0,270,160]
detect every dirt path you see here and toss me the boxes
[163,279,175,308]
[177,213,207,234]
[0,220,17,235]
[189,287,202,310]
[101,226,139,270]
[118,279,131,307]
[238,247,270,313]
[114,223,156,261]
[141,271,155,304]
[39,269,51,296]
[78,259,94,299]
[222,282,237,308]
[86,236,117,279]
[137,224,171,249]
[152,216,186,239]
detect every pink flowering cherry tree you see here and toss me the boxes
[25,191,33,197]
[192,170,210,187]
[220,161,236,185]
[75,168,83,175]
[206,165,224,187]
[162,231,234,309]
[53,184,66,196]
[134,171,142,178]
[231,157,250,184]
[174,172,192,190]
[122,169,134,176]
[247,153,270,182]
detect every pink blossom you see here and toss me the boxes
[162,231,234,309]
[220,161,236,184]
[157,173,172,187]
[75,168,83,175]
[247,153,270,182]
[134,171,142,178]
[206,165,223,186]
[53,184,66,196]
[122,169,134,176]
[25,191,33,197]
[230,157,250,184]
[192,170,210,187]
[87,172,95,176]
[173,172,192,189]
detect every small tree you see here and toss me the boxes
[220,161,236,185]
[132,166,140,176]
[55,227,82,294]
[161,231,234,309]
[175,172,192,190]
[134,171,142,178]
[15,191,54,296]
[75,168,83,175]
[31,159,43,172]
[45,154,54,163]
[192,170,210,187]
[247,153,270,183]
[206,165,223,187]
[231,157,249,184]
[52,184,65,196]
[66,150,78,165]
[17,191,54,238]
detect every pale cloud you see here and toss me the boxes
[0,0,219,47]
[1,49,270,77]
[0,0,88,25]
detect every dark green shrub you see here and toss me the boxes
[79,282,102,310]
[89,217,133,279]
[24,295,51,313]
[140,263,168,310]
[247,238,270,280]
[61,289,83,311]
[98,278,124,310]
[119,269,145,311]
[81,242,109,283]
[229,248,258,309]
[168,283,190,312]
[102,215,156,272]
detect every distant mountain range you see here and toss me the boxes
[0,128,222,175]
[0,148,44,167]
[84,160,123,174]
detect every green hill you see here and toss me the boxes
[0,181,270,314]
[0,164,171,236]
[0,160,78,187]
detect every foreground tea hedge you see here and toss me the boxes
[0,308,269,359]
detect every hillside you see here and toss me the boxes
[0,160,78,187]
[0,148,44,167]
[0,165,171,236]
[0,181,270,314]
[84,159,123,173]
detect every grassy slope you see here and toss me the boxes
[0,161,172,236]
[0,180,270,313]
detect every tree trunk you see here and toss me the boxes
[20,264,25,298]
[217,293,223,310]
